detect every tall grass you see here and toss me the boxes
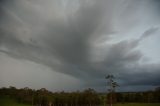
[0,96,31,106]
[112,103,160,106]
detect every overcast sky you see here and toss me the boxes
[0,0,160,92]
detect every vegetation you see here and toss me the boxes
[112,103,160,106]
[115,88,160,103]
[0,86,160,106]
[0,96,31,106]
[105,74,119,106]
[0,87,101,106]
[1,97,160,106]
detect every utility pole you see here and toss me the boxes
[105,75,119,106]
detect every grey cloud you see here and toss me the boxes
[0,0,116,76]
[0,0,160,91]
[114,62,160,86]
[140,27,159,40]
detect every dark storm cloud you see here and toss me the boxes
[140,27,159,40]
[151,0,160,17]
[120,63,160,86]
[0,0,160,91]
[0,0,114,77]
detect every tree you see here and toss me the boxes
[105,75,119,106]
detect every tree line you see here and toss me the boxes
[0,86,160,106]
[115,87,160,103]
[0,86,101,106]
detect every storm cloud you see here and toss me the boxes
[0,0,160,92]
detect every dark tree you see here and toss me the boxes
[105,75,119,106]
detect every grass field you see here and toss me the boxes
[0,97,160,106]
[0,97,31,106]
[112,103,160,106]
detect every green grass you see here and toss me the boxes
[0,96,31,106]
[112,103,160,106]
[0,97,160,106]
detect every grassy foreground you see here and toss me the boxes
[0,97,160,106]
[0,97,31,106]
[112,103,160,106]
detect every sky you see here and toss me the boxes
[0,0,160,92]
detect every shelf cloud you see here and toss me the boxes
[0,0,160,91]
